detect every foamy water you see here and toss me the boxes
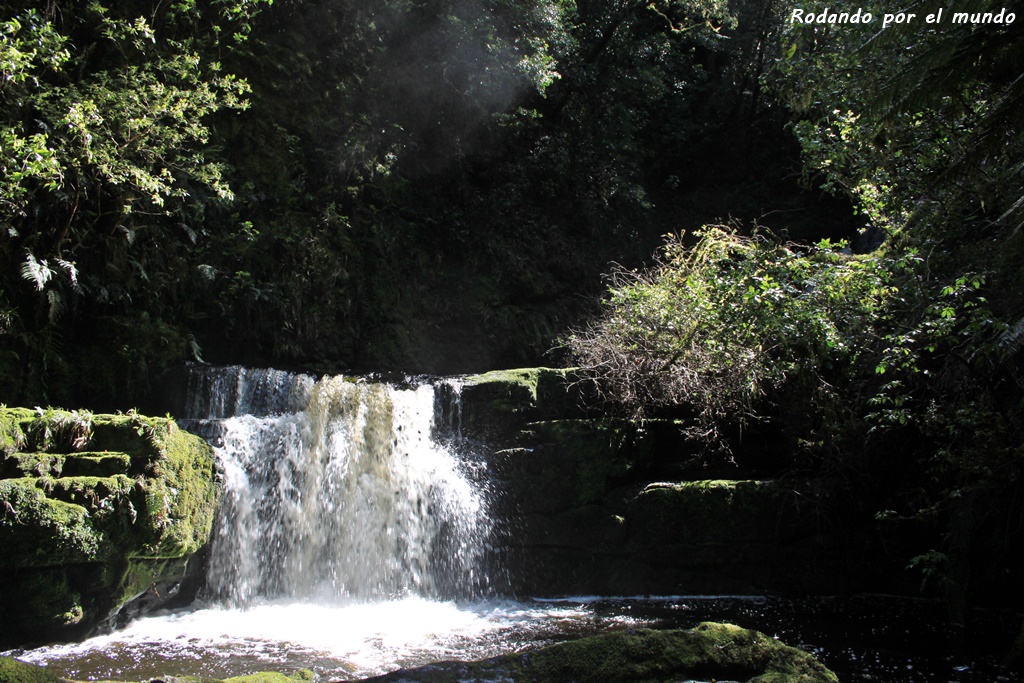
[15,597,613,681]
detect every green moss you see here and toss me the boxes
[0,407,177,461]
[0,566,97,646]
[464,367,571,404]
[464,368,544,406]
[511,625,733,682]
[0,409,31,457]
[1,453,65,478]
[112,556,193,609]
[17,409,95,454]
[458,367,581,441]
[46,475,135,512]
[20,571,85,629]
[0,657,65,683]
[0,479,100,567]
[0,408,217,644]
[0,659,311,683]
[89,413,171,461]
[133,424,217,558]
[60,453,132,477]
[366,624,837,682]
[223,670,316,683]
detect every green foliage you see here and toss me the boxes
[587,0,1024,599]
[568,225,910,448]
[775,0,1024,486]
[25,408,93,453]
[777,0,1024,253]
[166,0,756,375]
[0,0,268,405]
[0,0,831,399]
[571,204,1022,609]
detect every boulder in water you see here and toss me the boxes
[356,623,838,683]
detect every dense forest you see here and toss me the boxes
[0,0,863,404]
[1,0,1023,617]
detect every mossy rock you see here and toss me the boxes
[0,657,65,683]
[0,408,217,647]
[0,659,316,683]
[1,453,65,478]
[89,413,168,459]
[8,570,86,632]
[223,670,316,683]
[628,480,795,544]
[0,408,33,456]
[464,368,548,403]
[358,623,838,683]
[459,368,581,440]
[0,479,101,566]
[520,419,652,505]
[59,453,132,477]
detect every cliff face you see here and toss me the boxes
[0,408,217,648]
[457,368,906,598]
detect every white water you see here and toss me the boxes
[16,597,615,681]
[196,370,491,604]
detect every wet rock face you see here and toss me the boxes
[456,368,899,598]
[356,623,839,683]
[0,408,217,648]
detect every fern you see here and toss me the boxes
[46,288,64,324]
[55,258,79,288]
[999,317,1024,359]
[20,251,52,291]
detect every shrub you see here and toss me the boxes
[566,225,907,451]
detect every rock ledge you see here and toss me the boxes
[0,407,217,647]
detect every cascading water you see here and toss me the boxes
[187,366,491,605]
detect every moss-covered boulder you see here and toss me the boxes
[0,658,315,683]
[0,408,217,648]
[357,623,838,683]
[0,657,65,683]
[0,626,835,683]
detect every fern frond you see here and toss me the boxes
[46,288,64,324]
[20,252,53,291]
[55,258,78,288]
[999,317,1024,358]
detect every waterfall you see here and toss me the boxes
[184,366,491,606]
